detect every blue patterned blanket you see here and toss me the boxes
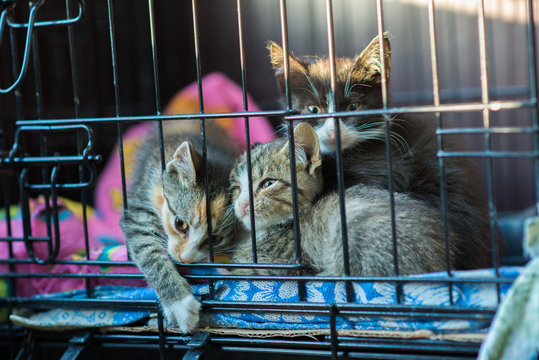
[9,267,520,332]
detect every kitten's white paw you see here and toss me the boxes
[162,295,201,334]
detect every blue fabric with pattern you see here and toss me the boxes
[8,267,521,331]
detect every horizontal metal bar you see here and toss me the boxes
[285,99,535,121]
[202,300,496,314]
[176,262,303,270]
[203,307,493,321]
[0,258,299,270]
[437,127,538,135]
[6,0,84,28]
[0,296,497,315]
[186,274,515,284]
[92,333,191,343]
[0,258,136,266]
[438,151,538,158]
[15,110,297,126]
[0,272,144,279]
[24,181,95,190]
[0,236,50,242]
[218,346,473,359]
[14,99,536,127]
[1,155,101,165]
[335,336,480,348]
[0,269,515,284]
[214,336,480,356]
[0,266,515,285]
[2,298,158,311]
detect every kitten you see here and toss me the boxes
[120,122,239,333]
[268,35,492,270]
[230,123,454,276]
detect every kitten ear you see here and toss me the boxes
[267,40,308,93]
[166,141,201,185]
[280,123,322,175]
[354,33,391,84]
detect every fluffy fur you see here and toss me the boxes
[120,122,240,333]
[230,123,455,276]
[268,35,492,270]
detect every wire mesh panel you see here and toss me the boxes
[0,0,537,359]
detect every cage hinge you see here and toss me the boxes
[59,333,92,360]
[182,331,211,360]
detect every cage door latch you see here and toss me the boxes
[59,333,92,360]
[183,331,211,360]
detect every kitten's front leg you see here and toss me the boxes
[161,293,201,333]
[122,214,201,333]
[135,243,201,333]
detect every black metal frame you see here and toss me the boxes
[0,0,538,359]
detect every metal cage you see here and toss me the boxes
[0,0,538,359]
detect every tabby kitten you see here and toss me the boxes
[268,35,492,270]
[230,123,454,276]
[121,122,239,333]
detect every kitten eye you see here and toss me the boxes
[174,217,189,233]
[259,179,275,189]
[347,102,360,111]
[230,184,241,193]
[307,105,321,114]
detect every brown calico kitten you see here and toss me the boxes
[120,122,239,333]
[230,123,455,276]
[267,35,492,270]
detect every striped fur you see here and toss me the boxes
[268,35,492,270]
[229,123,455,276]
[120,122,240,333]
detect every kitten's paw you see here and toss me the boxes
[162,295,201,334]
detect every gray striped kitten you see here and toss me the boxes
[121,122,239,333]
[229,123,455,276]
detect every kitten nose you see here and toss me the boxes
[180,254,194,264]
[238,200,250,215]
[326,129,336,142]
[324,118,336,143]
[237,200,250,216]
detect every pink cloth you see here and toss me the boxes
[0,72,276,296]
[95,72,276,235]
[0,198,143,297]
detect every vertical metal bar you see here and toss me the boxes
[31,28,55,260]
[148,0,161,115]
[329,304,338,360]
[477,0,500,304]
[324,0,353,303]
[50,166,62,262]
[7,24,21,300]
[376,0,401,303]
[191,0,215,299]
[279,0,305,301]
[1,124,15,333]
[526,0,539,216]
[157,310,166,360]
[65,0,91,296]
[427,0,453,305]
[2,175,14,268]
[107,0,128,213]
[31,31,42,120]
[66,0,80,120]
[236,0,258,265]
[147,0,165,172]
[9,26,23,119]
[19,169,32,261]
[279,0,292,110]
